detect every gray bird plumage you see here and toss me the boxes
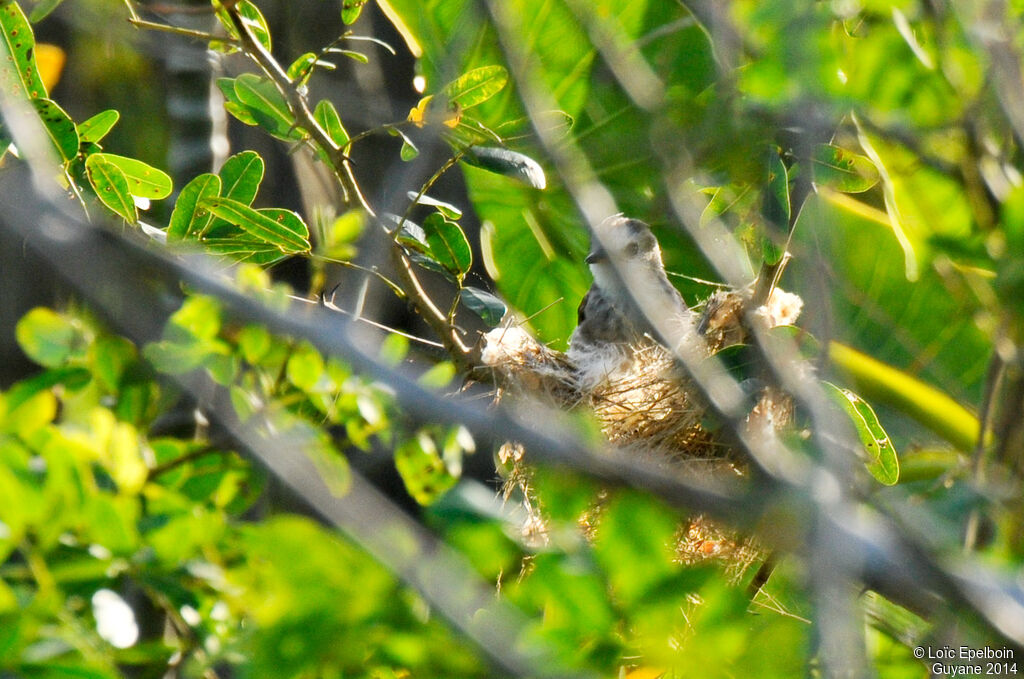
[569,215,691,378]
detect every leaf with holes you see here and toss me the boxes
[200,197,310,253]
[460,287,506,326]
[422,212,471,279]
[823,381,899,485]
[77,109,119,144]
[313,99,349,148]
[811,144,880,194]
[168,173,221,241]
[442,65,508,110]
[88,153,172,199]
[0,0,46,100]
[85,154,137,223]
[32,98,77,161]
[461,147,546,189]
[233,73,301,141]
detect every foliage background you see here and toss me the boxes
[0,0,1023,678]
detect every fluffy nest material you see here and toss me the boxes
[480,288,803,576]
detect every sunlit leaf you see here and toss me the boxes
[313,98,350,148]
[216,0,271,51]
[200,197,310,253]
[87,152,172,199]
[168,173,221,241]
[77,109,120,144]
[822,381,899,485]
[442,65,508,110]
[219,150,265,205]
[15,307,77,368]
[811,144,879,194]
[32,98,77,161]
[286,342,325,392]
[85,153,138,222]
[828,342,980,452]
[341,0,369,25]
[395,430,457,504]
[0,0,46,100]
[233,73,302,141]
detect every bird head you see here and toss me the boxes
[586,214,663,270]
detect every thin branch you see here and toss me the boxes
[219,4,473,367]
[127,17,226,42]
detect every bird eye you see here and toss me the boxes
[625,242,640,257]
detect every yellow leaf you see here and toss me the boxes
[36,44,66,92]
[625,669,665,679]
[407,95,432,128]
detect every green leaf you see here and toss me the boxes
[822,380,900,485]
[218,77,259,126]
[442,65,508,110]
[286,342,324,391]
[89,334,136,392]
[811,144,879,194]
[828,341,981,453]
[386,125,419,160]
[418,361,455,389]
[15,307,77,368]
[462,147,546,189]
[459,287,506,326]
[87,152,172,199]
[407,191,462,219]
[761,150,789,265]
[29,0,65,22]
[341,0,368,25]
[77,109,119,144]
[219,150,265,205]
[200,197,310,253]
[233,73,301,141]
[287,52,318,84]
[257,207,312,249]
[238,324,272,363]
[216,0,271,51]
[379,333,409,367]
[202,237,289,265]
[0,0,46,100]
[395,431,457,505]
[421,212,472,278]
[593,491,681,605]
[331,48,368,63]
[167,173,221,241]
[84,153,138,222]
[32,98,77,161]
[313,98,350,148]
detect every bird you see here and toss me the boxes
[568,214,692,384]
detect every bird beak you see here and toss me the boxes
[585,247,607,265]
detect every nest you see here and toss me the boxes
[480,288,803,576]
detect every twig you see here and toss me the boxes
[220,4,473,368]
